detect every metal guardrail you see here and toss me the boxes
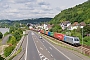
[6,36,25,60]
[6,30,30,60]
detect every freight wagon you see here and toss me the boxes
[48,32,51,36]
[47,32,54,37]
[50,32,54,37]
[38,29,80,46]
[54,33,64,41]
[40,30,44,34]
[45,31,48,35]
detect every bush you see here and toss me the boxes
[13,31,22,41]
[7,36,17,45]
[0,55,5,60]
[4,46,15,57]
[83,36,90,46]
[0,32,3,39]
[9,27,18,33]
[4,32,9,36]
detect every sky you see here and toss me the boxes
[0,0,88,20]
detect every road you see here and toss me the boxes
[2,34,12,45]
[15,30,90,60]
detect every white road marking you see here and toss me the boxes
[54,58,56,60]
[39,53,42,56]
[32,33,49,60]
[50,54,53,57]
[25,35,28,60]
[31,32,34,35]
[32,32,50,60]
[49,47,52,50]
[48,51,50,53]
[37,41,38,42]
[43,45,44,46]
[43,58,49,60]
[40,55,44,58]
[34,34,54,60]
[46,48,47,50]
[40,47,43,50]
[43,38,72,60]
[32,35,42,60]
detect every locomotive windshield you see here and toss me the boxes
[74,39,79,41]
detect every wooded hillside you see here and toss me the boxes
[49,0,90,24]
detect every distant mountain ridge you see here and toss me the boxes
[49,0,90,24]
[0,18,52,24]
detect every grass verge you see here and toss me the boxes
[0,39,2,46]
[8,47,22,60]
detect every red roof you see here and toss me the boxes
[72,22,79,26]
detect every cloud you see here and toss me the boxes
[15,0,36,3]
[0,0,56,20]
[55,7,62,11]
[38,1,49,5]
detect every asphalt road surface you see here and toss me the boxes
[25,31,41,60]
[20,30,90,60]
[2,34,12,45]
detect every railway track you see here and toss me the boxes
[41,33,90,57]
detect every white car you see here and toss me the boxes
[39,36,42,39]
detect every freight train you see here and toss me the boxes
[39,29,80,46]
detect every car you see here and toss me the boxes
[39,36,42,39]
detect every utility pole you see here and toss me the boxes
[81,26,83,53]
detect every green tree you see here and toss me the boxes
[14,22,20,28]
[88,0,90,2]
[9,36,16,45]
[83,25,90,36]
[49,1,90,24]
[9,27,17,33]
[13,31,22,41]
[4,32,9,36]
[83,36,90,46]
[50,24,62,33]
[0,32,3,39]
[4,46,15,57]
[18,28,23,34]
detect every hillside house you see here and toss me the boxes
[47,24,53,30]
[68,22,79,30]
[43,24,48,30]
[79,22,86,28]
[60,21,71,30]
[67,22,86,30]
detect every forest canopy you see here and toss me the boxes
[49,1,90,24]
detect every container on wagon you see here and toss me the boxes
[45,31,48,35]
[41,30,44,34]
[54,32,58,38]
[50,32,54,37]
[48,32,51,36]
[40,30,44,34]
[54,32,64,41]
[40,30,42,33]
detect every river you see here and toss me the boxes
[0,28,9,34]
